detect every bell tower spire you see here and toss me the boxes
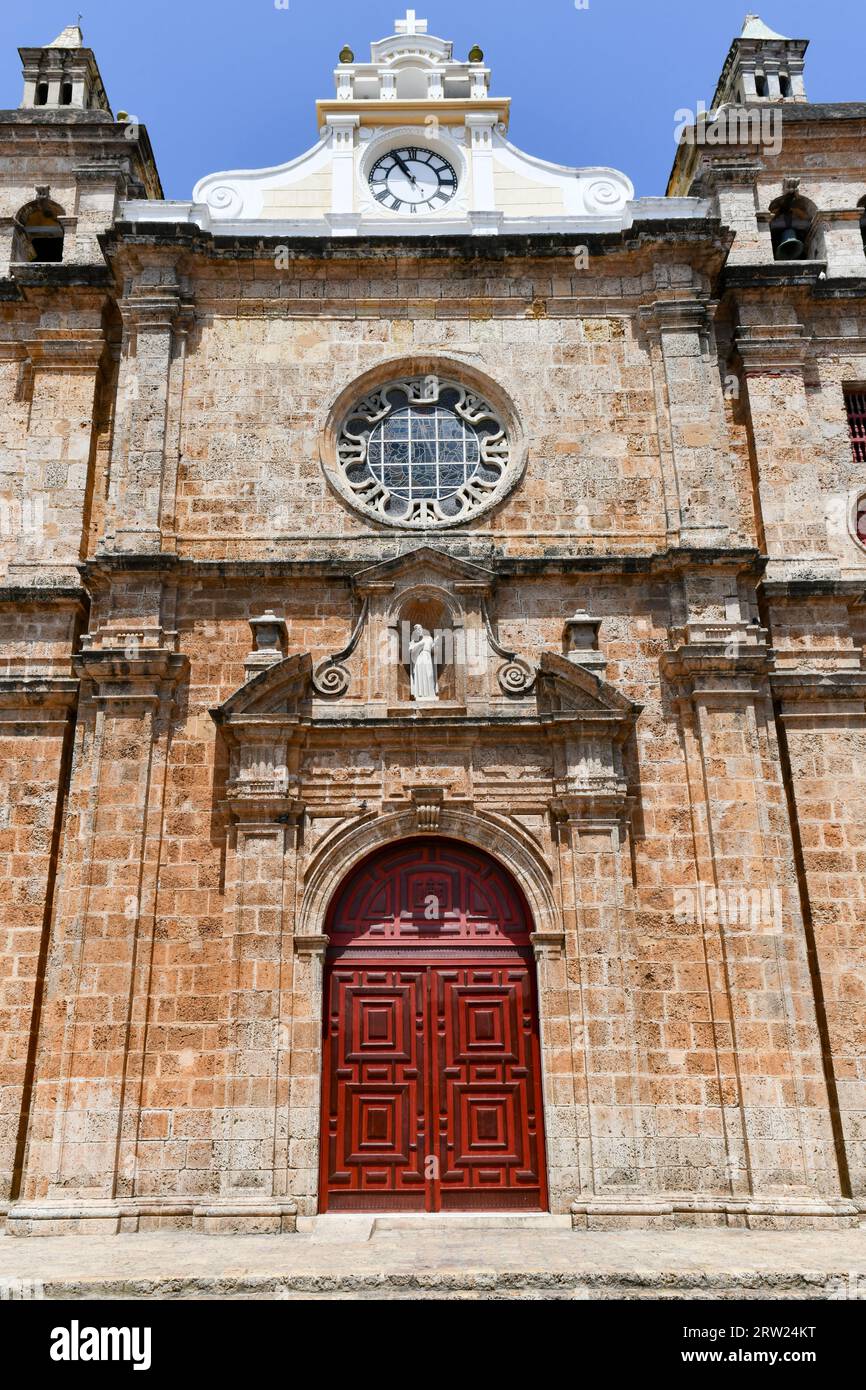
[712,14,809,106]
[18,22,111,113]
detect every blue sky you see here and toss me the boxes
[2,1,862,199]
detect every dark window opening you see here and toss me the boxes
[780,74,793,97]
[755,73,769,97]
[28,231,64,262]
[61,81,73,105]
[35,82,49,106]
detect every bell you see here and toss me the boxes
[776,225,806,260]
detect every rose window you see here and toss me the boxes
[334,376,513,528]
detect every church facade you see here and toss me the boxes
[1,12,865,1234]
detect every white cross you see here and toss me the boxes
[395,9,427,35]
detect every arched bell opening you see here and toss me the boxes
[768,193,820,262]
[12,198,66,263]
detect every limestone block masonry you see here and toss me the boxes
[0,13,865,1235]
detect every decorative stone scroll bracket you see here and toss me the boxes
[312,598,368,698]
[482,598,537,696]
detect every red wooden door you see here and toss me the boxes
[320,840,548,1212]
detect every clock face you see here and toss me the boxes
[368,147,458,214]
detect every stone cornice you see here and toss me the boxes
[79,548,766,584]
[9,263,114,292]
[0,585,87,607]
[694,162,764,192]
[0,677,79,717]
[101,219,731,264]
[761,578,866,601]
[722,262,827,295]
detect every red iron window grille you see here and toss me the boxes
[846,392,866,545]
[846,390,866,464]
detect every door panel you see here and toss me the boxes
[321,956,547,1212]
[319,840,548,1213]
[322,966,428,1210]
[432,965,547,1210]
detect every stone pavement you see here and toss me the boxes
[2,1217,866,1299]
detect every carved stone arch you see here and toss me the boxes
[297,808,563,946]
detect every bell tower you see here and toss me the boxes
[712,13,808,106]
[18,22,112,114]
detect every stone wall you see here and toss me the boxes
[1,165,865,1232]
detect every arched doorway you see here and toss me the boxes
[319,838,548,1212]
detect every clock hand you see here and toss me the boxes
[391,152,417,185]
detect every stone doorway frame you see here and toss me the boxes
[288,810,566,1216]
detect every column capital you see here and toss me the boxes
[639,296,713,336]
[735,322,810,374]
[119,288,193,334]
[73,646,188,707]
[226,795,305,827]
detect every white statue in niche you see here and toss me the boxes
[409,624,439,702]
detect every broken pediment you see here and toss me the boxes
[535,652,641,728]
[211,653,313,724]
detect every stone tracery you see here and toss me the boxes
[334,374,512,528]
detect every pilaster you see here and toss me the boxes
[103,269,193,556]
[11,636,187,1230]
[640,297,734,548]
[661,626,843,1201]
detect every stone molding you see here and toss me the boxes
[5,1198,298,1237]
[571,1196,860,1231]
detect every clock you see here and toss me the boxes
[368,147,458,214]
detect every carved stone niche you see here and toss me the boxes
[393,589,460,706]
[313,547,537,716]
